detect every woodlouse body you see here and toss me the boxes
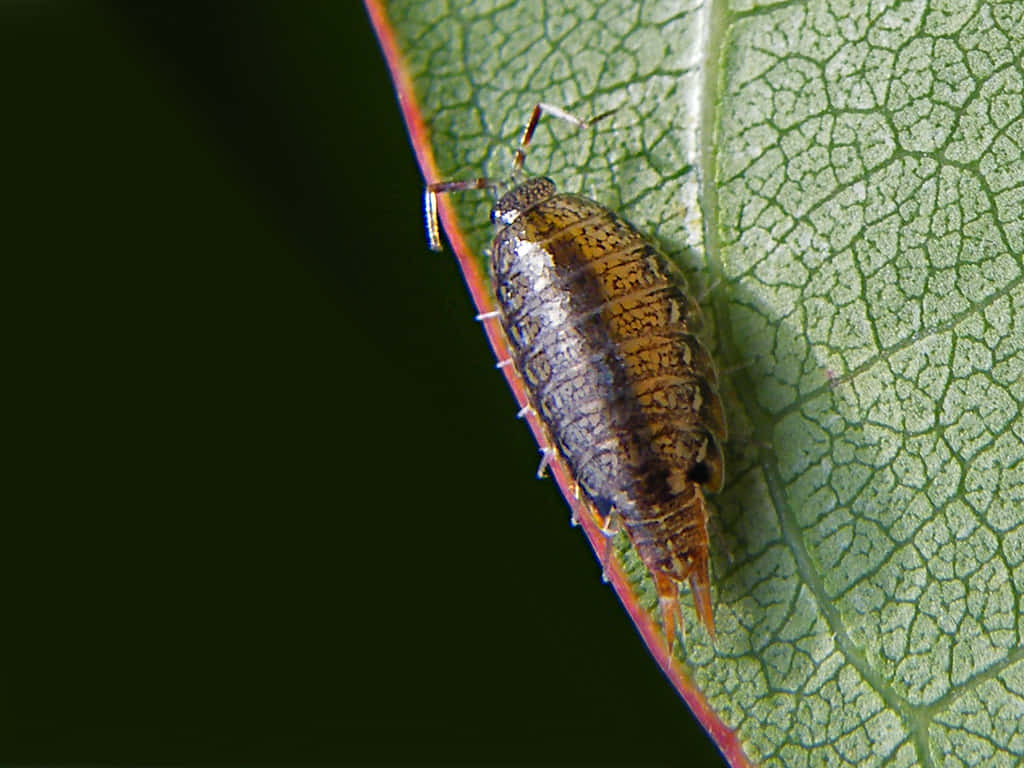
[426,104,726,644]
[489,177,726,642]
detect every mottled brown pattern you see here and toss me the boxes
[489,177,727,642]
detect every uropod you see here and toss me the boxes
[425,103,727,646]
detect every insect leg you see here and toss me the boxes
[719,359,754,377]
[535,446,554,478]
[567,483,583,526]
[597,511,621,584]
[694,276,721,304]
[516,404,535,419]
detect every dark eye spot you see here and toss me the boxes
[688,462,712,485]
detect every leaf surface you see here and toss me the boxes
[372,1,1024,765]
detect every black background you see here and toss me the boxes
[4,2,726,765]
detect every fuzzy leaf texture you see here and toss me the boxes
[376,1,1024,766]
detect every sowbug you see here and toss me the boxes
[425,103,726,645]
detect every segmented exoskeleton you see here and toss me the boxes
[426,103,726,645]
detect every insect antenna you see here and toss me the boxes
[424,177,498,251]
[512,102,618,178]
[424,102,617,251]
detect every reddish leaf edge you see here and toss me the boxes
[365,3,753,766]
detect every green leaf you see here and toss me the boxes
[374,1,1024,765]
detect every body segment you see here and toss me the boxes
[490,177,726,640]
[424,103,726,644]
